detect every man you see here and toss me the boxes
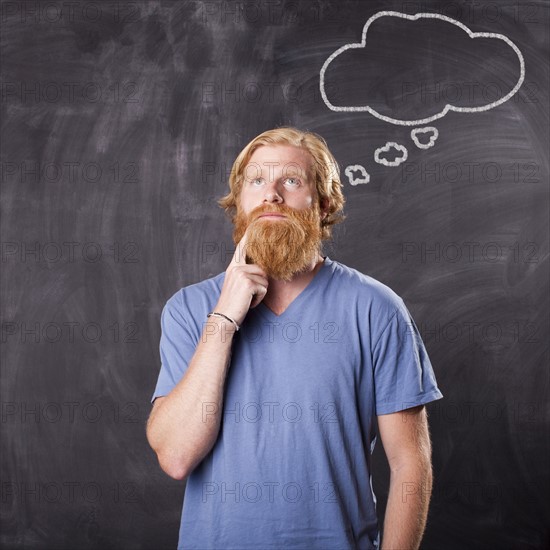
[147,127,443,549]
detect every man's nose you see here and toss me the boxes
[263,180,283,203]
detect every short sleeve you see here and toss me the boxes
[151,293,199,403]
[372,300,443,415]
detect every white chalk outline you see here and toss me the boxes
[344,165,371,185]
[411,126,439,149]
[374,142,408,166]
[319,11,526,126]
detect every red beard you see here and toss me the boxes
[233,202,323,281]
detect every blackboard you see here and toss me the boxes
[1,1,548,548]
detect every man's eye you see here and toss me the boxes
[284,178,299,186]
[252,178,264,186]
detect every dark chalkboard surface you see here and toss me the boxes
[1,1,548,548]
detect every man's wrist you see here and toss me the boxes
[207,311,240,331]
[202,315,238,343]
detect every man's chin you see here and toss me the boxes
[252,257,310,281]
[245,236,321,281]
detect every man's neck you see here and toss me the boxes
[264,253,325,303]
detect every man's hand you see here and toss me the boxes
[214,225,269,326]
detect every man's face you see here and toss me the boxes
[232,144,327,281]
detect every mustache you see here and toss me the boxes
[247,203,316,223]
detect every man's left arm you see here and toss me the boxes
[377,404,433,550]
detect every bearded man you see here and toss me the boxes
[147,127,443,550]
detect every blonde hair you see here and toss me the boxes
[217,127,346,240]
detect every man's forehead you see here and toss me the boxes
[245,145,313,175]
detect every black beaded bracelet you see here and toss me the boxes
[207,312,240,331]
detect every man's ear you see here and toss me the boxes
[320,197,330,220]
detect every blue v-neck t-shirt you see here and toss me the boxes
[151,256,443,549]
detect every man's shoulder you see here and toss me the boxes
[327,257,405,309]
[164,271,225,312]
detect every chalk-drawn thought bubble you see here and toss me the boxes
[411,127,439,149]
[344,165,370,185]
[374,142,408,166]
[320,11,525,126]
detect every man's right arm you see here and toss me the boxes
[146,315,238,480]
[146,227,268,480]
